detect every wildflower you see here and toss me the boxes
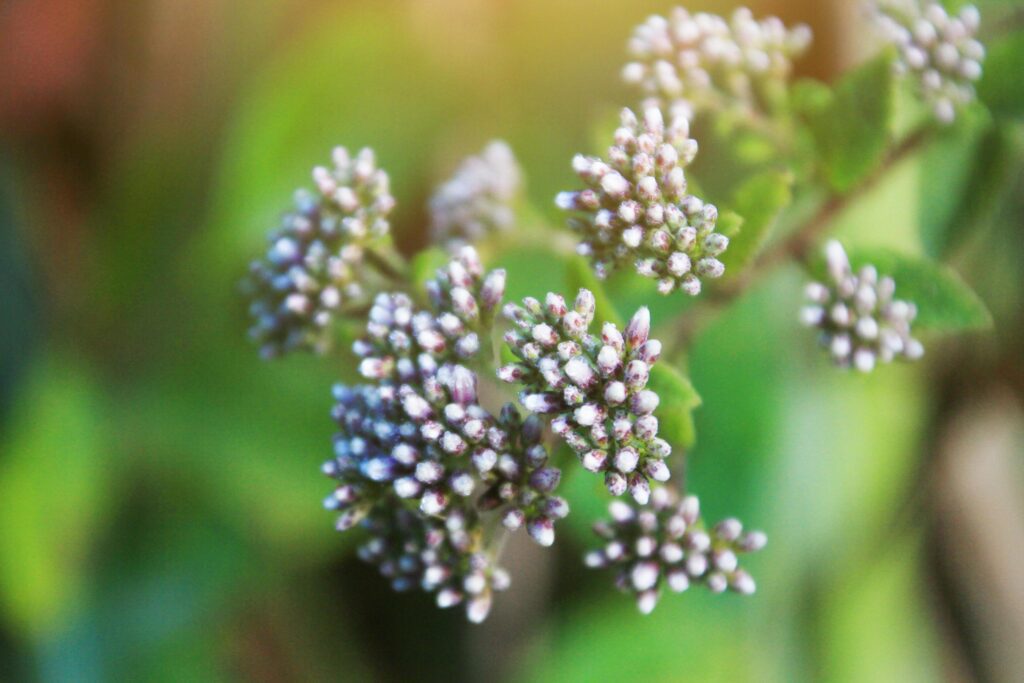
[873,1,984,124]
[429,141,523,248]
[585,487,766,613]
[243,147,395,358]
[622,7,811,121]
[500,291,672,502]
[800,240,924,372]
[557,107,727,295]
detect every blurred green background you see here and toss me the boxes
[1,0,1023,680]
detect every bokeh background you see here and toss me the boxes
[2,0,1023,680]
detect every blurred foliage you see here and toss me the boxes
[1,0,1023,681]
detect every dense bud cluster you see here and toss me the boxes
[557,107,727,295]
[243,147,395,358]
[585,487,766,613]
[873,1,984,124]
[358,507,510,623]
[429,141,522,248]
[499,291,671,503]
[324,248,569,621]
[622,7,811,121]
[801,241,923,372]
[353,247,506,379]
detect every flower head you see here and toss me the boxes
[243,147,395,358]
[622,7,811,121]
[801,240,923,372]
[557,107,727,295]
[873,1,984,124]
[585,488,766,613]
[429,141,523,248]
[500,291,671,502]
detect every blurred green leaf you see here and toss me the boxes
[648,363,702,450]
[918,106,993,256]
[0,354,109,638]
[411,247,451,292]
[844,248,993,331]
[978,30,1024,120]
[566,256,624,327]
[716,210,744,240]
[722,171,794,271]
[807,56,894,193]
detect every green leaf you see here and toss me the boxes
[978,30,1024,120]
[0,354,109,638]
[842,248,992,331]
[918,106,993,256]
[648,363,702,449]
[565,256,624,327]
[807,55,894,192]
[410,247,450,292]
[716,210,744,240]
[721,170,794,270]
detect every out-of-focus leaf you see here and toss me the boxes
[514,590,753,683]
[716,210,744,240]
[0,354,109,638]
[807,55,894,193]
[722,171,794,271]
[410,247,450,292]
[819,536,942,682]
[648,363,701,450]
[978,30,1024,120]
[842,248,993,331]
[566,256,623,327]
[918,106,993,256]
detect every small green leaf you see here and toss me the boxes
[410,246,450,292]
[978,30,1024,120]
[565,256,624,327]
[806,55,894,192]
[715,210,744,240]
[721,170,793,270]
[648,363,702,449]
[842,248,992,331]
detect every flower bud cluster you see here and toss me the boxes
[358,507,510,623]
[801,241,923,372]
[873,1,984,124]
[557,107,727,296]
[324,248,569,621]
[585,487,765,613]
[354,247,506,380]
[243,147,396,358]
[499,291,671,503]
[429,141,522,248]
[476,404,570,547]
[622,7,811,121]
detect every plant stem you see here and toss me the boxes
[660,126,935,354]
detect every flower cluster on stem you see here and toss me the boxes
[242,147,395,358]
[557,107,727,296]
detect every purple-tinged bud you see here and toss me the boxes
[738,530,767,553]
[529,467,562,493]
[730,569,756,595]
[604,381,627,405]
[466,594,492,624]
[625,307,651,349]
[685,553,708,577]
[602,322,624,350]
[631,390,660,415]
[528,516,556,547]
[631,561,660,592]
[393,476,421,498]
[436,588,463,608]
[574,289,596,321]
[628,473,651,504]
[667,568,690,592]
[420,489,449,516]
[613,447,640,473]
[523,392,561,414]
[449,366,477,405]
[597,346,621,375]
[638,339,662,364]
[450,471,475,497]
[502,508,525,531]
[497,363,524,383]
[605,471,628,496]
[625,360,650,389]
[545,292,568,317]
[644,459,671,482]
[543,497,570,519]
[712,549,739,573]
[403,393,432,421]
[480,269,506,309]
[564,357,597,388]
[582,449,608,472]
[636,590,660,615]
[714,518,743,542]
